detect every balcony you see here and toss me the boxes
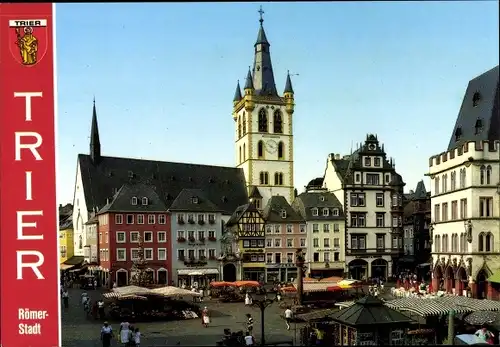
[177,237,186,243]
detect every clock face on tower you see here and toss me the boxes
[265,140,278,154]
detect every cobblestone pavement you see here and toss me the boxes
[62,288,298,347]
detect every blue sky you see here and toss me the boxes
[56,2,499,204]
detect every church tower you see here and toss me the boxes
[232,8,295,208]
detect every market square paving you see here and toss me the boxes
[62,288,298,347]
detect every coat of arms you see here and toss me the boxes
[9,19,48,66]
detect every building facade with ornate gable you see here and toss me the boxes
[429,65,500,299]
[232,12,295,208]
[169,189,224,286]
[322,135,405,280]
[292,187,346,278]
[225,202,266,281]
[96,183,172,286]
[262,195,306,282]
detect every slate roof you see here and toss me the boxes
[169,189,223,213]
[305,177,324,191]
[291,191,344,221]
[98,182,167,214]
[59,215,73,229]
[447,65,500,151]
[251,21,279,97]
[413,180,427,200]
[284,72,294,94]
[78,154,248,215]
[233,81,242,102]
[262,195,305,223]
[249,186,263,199]
[329,296,413,327]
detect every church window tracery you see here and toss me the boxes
[258,141,264,158]
[278,142,284,159]
[242,113,247,134]
[258,108,268,132]
[273,110,283,133]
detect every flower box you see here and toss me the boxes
[177,237,186,242]
[188,236,196,242]
[208,236,217,241]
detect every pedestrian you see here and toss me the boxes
[202,306,210,328]
[81,291,89,306]
[133,327,144,347]
[246,313,253,334]
[100,321,113,347]
[245,293,252,306]
[119,320,131,346]
[284,306,293,330]
[98,299,105,319]
[61,288,69,309]
[94,279,98,289]
[244,331,255,346]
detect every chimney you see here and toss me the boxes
[334,154,340,160]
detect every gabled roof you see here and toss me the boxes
[169,189,223,213]
[226,202,263,227]
[78,154,248,215]
[249,186,263,199]
[98,182,167,214]
[413,180,427,200]
[262,195,304,223]
[447,65,500,151]
[329,296,413,327]
[291,191,344,221]
[59,215,73,229]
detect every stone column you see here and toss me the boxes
[469,281,476,298]
[456,279,463,296]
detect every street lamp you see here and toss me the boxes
[251,289,278,346]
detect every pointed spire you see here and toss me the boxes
[90,98,101,164]
[244,68,254,90]
[252,6,277,97]
[284,70,294,94]
[233,80,242,102]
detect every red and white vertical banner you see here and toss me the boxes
[0,3,60,347]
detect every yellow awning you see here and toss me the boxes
[60,264,75,271]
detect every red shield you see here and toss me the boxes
[9,20,48,67]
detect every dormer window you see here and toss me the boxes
[192,197,199,204]
[281,210,287,219]
[454,127,462,142]
[131,197,138,205]
[364,157,371,166]
[475,118,483,135]
[312,208,319,216]
[320,196,325,202]
[141,197,148,206]
[322,208,329,216]
[472,92,481,107]
[332,208,339,216]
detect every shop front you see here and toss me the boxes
[177,268,219,288]
[310,261,345,279]
[265,263,298,283]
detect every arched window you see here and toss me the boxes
[450,171,456,190]
[258,108,268,132]
[434,176,440,195]
[486,165,492,184]
[278,142,284,159]
[239,146,242,163]
[243,143,246,161]
[442,174,448,193]
[435,235,441,253]
[442,235,447,252]
[273,110,283,133]
[478,233,484,252]
[480,165,486,185]
[257,141,264,158]
[462,169,467,188]
[238,116,242,138]
[460,233,464,252]
[242,112,247,135]
[274,172,284,185]
[260,172,269,185]
[486,232,493,252]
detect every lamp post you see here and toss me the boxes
[251,290,278,346]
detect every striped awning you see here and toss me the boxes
[103,292,148,301]
[385,296,500,317]
[293,282,332,292]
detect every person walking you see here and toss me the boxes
[133,327,144,347]
[244,331,255,346]
[119,320,131,346]
[100,322,113,347]
[202,306,210,328]
[246,313,254,334]
[98,299,105,320]
[284,307,293,330]
[61,288,69,309]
